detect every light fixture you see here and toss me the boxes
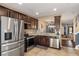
[18,2,23,5]
[53,8,57,11]
[36,12,39,15]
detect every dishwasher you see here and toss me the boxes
[49,37,60,49]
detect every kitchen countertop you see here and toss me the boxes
[28,32,59,37]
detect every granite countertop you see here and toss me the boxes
[24,32,60,40]
[28,32,59,37]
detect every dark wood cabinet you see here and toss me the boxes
[25,16,38,29]
[0,6,8,16]
[54,16,61,31]
[0,5,38,29]
[13,11,19,19]
[34,19,38,29]
[34,36,49,47]
[27,17,38,29]
[7,10,15,18]
[30,18,35,29]
[24,15,28,22]
[39,36,49,46]
[27,16,31,23]
[18,13,23,20]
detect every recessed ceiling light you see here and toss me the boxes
[36,12,39,15]
[18,2,23,5]
[53,8,57,11]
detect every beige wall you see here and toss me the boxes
[76,16,79,32]
[61,25,64,35]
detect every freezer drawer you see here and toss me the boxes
[1,47,20,56]
[19,40,24,45]
[20,44,24,56]
[1,41,20,52]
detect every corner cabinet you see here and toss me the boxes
[34,36,49,47]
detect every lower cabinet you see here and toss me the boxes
[34,36,49,47]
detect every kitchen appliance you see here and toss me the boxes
[0,16,24,56]
[49,37,60,49]
[18,20,24,56]
[24,36,34,52]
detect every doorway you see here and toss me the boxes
[61,24,75,48]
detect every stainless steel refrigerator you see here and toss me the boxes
[0,16,24,56]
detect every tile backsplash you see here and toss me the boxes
[24,29,37,34]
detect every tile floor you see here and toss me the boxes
[24,45,79,56]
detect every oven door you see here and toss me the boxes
[1,16,15,44]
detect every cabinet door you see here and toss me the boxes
[8,10,15,18]
[27,16,31,23]
[38,37,42,45]
[0,6,8,16]
[38,36,49,47]
[42,36,49,46]
[18,13,23,20]
[13,12,19,19]
[35,19,38,29]
[45,36,49,46]
[34,36,39,45]
[26,16,31,29]
[31,18,35,29]
[24,15,28,22]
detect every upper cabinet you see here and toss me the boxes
[34,19,38,29]
[0,6,8,16]
[18,13,23,20]
[14,11,19,19]
[25,16,38,29]
[31,18,35,29]
[0,5,38,29]
[54,16,61,31]
[30,17,38,29]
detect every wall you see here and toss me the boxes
[76,16,79,32]
[75,15,79,46]
[61,24,64,35]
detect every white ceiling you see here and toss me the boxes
[0,3,79,24]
